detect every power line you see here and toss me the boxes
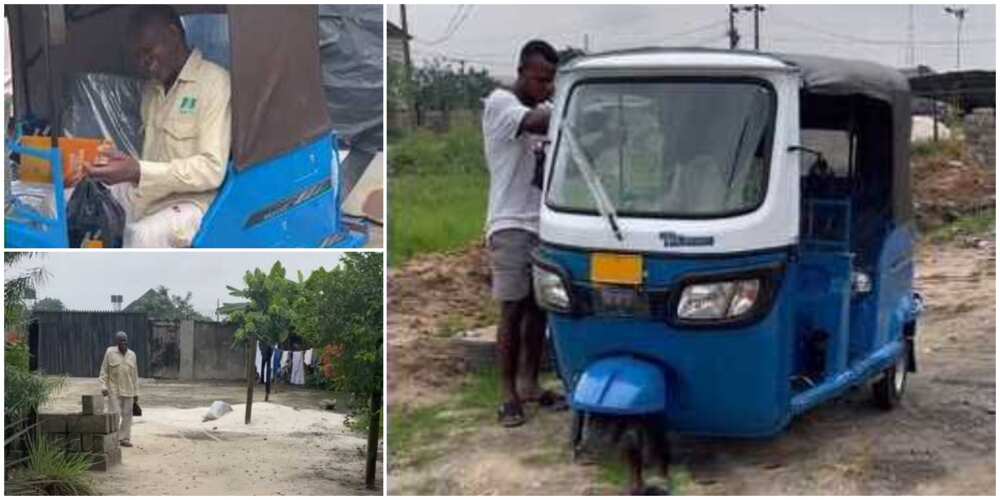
[419,5,475,46]
[768,12,991,46]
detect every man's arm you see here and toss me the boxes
[131,352,139,400]
[518,106,552,136]
[136,73,232,202]
[98,349,110,396]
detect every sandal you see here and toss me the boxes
[497,401,526,428]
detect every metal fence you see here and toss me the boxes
[31,311,151,377]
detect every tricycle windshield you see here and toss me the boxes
[547,79,776,218]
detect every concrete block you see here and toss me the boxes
[89,433,119,452]
[88,447,123,471]
[81,395,106,415]
[68,414,113,434]
[110,414,120,432]
[64,433,83,452]
[37,414,68,433]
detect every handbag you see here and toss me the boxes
[132,399,142,417]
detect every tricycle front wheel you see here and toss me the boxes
[872,346,909,410]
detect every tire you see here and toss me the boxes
[873,347,908,410]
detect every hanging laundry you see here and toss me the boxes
[290,351,306,385]
[304,348,313,366]
[261,344,273,384]
[254,344,263,382]
[271,347,282,383]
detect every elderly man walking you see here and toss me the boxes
[98,331,140,447]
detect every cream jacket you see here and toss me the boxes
[122,49,232,217]
[98,347,140,397]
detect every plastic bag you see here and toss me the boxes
[202,401,233,422]
[67,177,126,248]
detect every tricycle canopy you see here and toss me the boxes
[6,4,333,170]
[558,48,913,227]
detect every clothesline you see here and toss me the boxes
[254,345,318,386]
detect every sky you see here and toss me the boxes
[7,252,354,318]
[388,4,996,78]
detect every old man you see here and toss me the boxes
[98,331,140,447]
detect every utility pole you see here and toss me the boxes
[944,6,967,70]
[752,5,765,50]
[906,5,916,66]
[400,4,416,128]
[583,33,590,52]
[728,5,740,49]
[730,5,764,50]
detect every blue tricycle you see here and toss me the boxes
[4,5,368,248]
[532,48,923,493]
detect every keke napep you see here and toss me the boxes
[533,48,923,488]
[5,5,375,248]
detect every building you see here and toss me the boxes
[387,21,410,65]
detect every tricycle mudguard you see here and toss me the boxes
[572,356,667,415]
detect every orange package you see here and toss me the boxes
[19,136,106,187]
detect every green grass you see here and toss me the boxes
[388,125,490,266]
[388,367,500,466]
[924,207,995,243]
[597,459,694,494]
[5,435,97,496]
[912,137,965,159]
[388,171,489,266]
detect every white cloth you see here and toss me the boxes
[290,351,305,385]
[304,349,313,366]
[109,395,134,443]
[482,88,546,239]
[254,344,263,380]
[111,183,203,248]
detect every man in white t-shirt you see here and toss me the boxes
[482,40,561,427]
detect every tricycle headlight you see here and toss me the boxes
[677,279,760,320]
[533,265,571,312]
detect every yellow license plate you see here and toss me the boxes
[591,253,643,285]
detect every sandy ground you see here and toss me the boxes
[43,378,382,495]
[387,239,996,495]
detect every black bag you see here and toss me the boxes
[67,177,126,248]
[132,400,142,417]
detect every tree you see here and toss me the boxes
[4,252,44,335]
[124,286,211,321]
[224,261,300,413]
[224,262,299,347]
[293,253,382,489]
[32,298,65,312]
[410,58,499,127]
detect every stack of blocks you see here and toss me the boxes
[37,394,121,471]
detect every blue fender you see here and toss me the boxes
[571,356,667,415]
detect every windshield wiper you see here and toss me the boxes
[561,123,624,242]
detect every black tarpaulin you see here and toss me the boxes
[318,5,383,154]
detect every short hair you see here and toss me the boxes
[115,331,128,342]
[519,40,558,67]
[129,5,185,37]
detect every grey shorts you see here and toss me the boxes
[488,229,539,302]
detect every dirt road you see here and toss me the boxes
[44,379,382,495]
[387,240,995,495]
